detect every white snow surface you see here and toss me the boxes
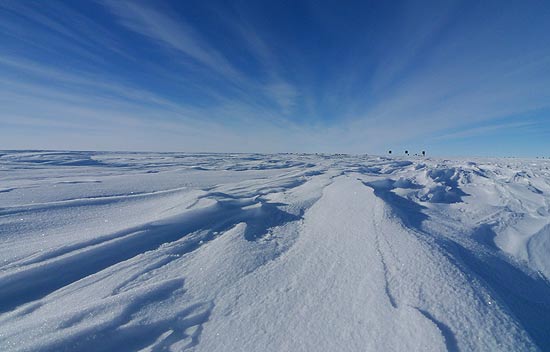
[1,150,550,351]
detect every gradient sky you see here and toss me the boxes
[1,0,549,156]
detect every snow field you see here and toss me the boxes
[1,151,550,351]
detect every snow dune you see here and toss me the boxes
[1,151,550,351]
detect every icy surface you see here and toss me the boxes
[1,151,550,351]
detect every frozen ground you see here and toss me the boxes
[1,150,550,351]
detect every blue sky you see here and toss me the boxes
[1,0,549,156]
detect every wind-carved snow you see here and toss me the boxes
[1,151,550,351]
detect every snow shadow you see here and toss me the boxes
[362,179,428,229]
[0,151,133,168]
[470,224,498,249]
[0,196,300,313]
[441,240,550,349]
[41,279,213,352]
[422,167,469,204]
[415,307,459,352]
[365,178,550,350]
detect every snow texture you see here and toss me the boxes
[1,150,550,351]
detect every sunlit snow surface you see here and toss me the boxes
[1,150,550,351]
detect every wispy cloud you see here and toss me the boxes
[433,121,537,141]
[103,1,243,81]
[0,0,549,155]
[103,0,301,116]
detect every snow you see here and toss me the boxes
[1,150,550,351]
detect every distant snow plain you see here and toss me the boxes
[1,150,550,351]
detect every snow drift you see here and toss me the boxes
[1,151,550,351]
